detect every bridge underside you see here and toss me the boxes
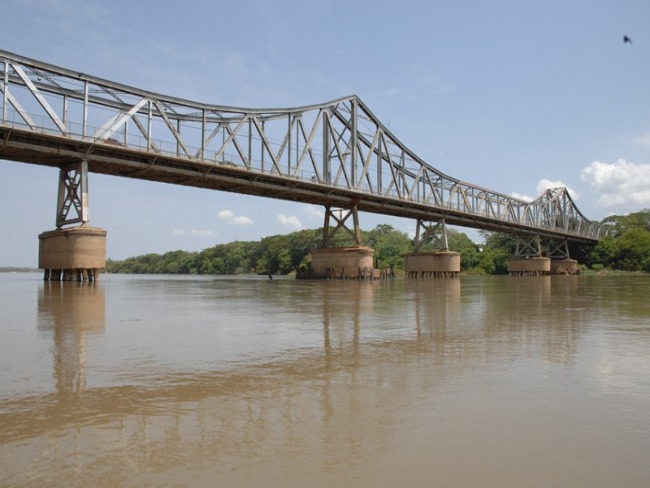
[0,127,598,244]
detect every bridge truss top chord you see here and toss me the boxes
[0,49,607,243]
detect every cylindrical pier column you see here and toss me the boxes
[550,258,580,275]
[507,257,551,276]
[38,226,107,282]
[404,251,461,278]
[302,246,377,279]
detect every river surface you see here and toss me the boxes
[1,272,649,487]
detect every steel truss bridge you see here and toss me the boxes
[0,50,607,247]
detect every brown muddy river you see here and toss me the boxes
[1,273,649,487]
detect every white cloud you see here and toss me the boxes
[581,159,650,207]
[217,209,253,225]
[190,229,217,237]
[303,204,324,220]
[632,131,650,147]
[173,228,217,237]
[536,179,580,200]
[511,178,579,203]
[511,192,534,202]
[278,214,303,230]
[406,222,417,239]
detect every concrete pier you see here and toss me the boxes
[38,226,107,282]
[301,246,377,279]
[550,258,580,275]
[405,251,461,278]
[507,257,551,276]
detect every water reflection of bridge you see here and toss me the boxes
[0,278,597,487]
[36,282,105,393]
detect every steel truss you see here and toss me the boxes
[514,235,543,258]
[56,160,89,227]
[414,219,449,251]
[322,205,362,247]
[514,236,573,260]
[547,240,571,259]
[0,50,607,242]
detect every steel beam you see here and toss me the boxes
[56,160,89,228]
[322,205,362,247]
[414,219,449,251]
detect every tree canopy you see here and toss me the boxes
[587,209,650,272]
[106,211,650,275]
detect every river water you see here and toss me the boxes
[0,272,649,487]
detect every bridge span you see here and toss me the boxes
[0,50,607,278]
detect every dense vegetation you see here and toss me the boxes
[106,210,650,275]
[586,210,650,272]
[106,225,486,276]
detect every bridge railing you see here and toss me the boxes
[1,50,608,241]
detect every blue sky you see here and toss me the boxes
[2,0,650,266]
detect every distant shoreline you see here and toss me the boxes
[0,267,40,273]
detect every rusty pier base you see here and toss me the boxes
[39,226,107,282]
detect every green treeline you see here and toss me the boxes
[106,210,650,275]
[587,210,650,272]
[107,229,322,276]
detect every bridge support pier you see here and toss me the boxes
[507,235,549,276]
[548,240,580,275]
[305,246,376,279]
[550,258,580,275]
[507,257,551,276]
[404,219,460,278]
[38,160,106,282]
[405,251,461,278]
[507,237,581,276]
[300,204,378,279]
[39,227,106,282]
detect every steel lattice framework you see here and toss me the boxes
[0,50,607,242]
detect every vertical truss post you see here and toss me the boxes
[295,115,300,175]
[351,99,357,187]
[200,109,206,161]
[147,100,153,152]
[321,204,362,248]
[82,81,88,139]
[322,110,330,185]
[414,218,448,251]
[248,117,253,168]
[377,136,383,194]
[260,120,265,172]
[401,153,407,199]
[352,201,361,244]
[287,113,292,175]
[176,119,181,157]
[56,160,89,228]
[2,60,7,123]
[514,235,542,258]
[322,205,331,247]
[62,94,68,127]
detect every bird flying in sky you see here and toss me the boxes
[623,35,632,44]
